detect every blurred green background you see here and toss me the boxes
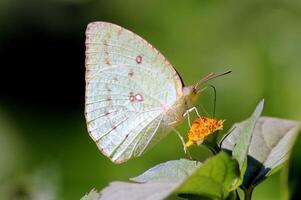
[0,0,301,199]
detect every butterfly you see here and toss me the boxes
[85,21,230,163]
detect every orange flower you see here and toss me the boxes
[185,117,224,147]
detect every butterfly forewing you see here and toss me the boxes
[85,22,183,163]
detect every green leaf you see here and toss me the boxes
[226,191,238,200]
[222,116,301,188]
[88,155,239,200]
[98,181,182,200]
[90,159,200,200]
[131,159,201,183]
[176,152,240,199]
[81,189,100,200]
[231,99,264,176]
[285,125,301,199]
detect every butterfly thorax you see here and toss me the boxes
[164,85,199,127]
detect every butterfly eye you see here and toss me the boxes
[192,87,197,94]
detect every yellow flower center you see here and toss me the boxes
[185,117,224,147]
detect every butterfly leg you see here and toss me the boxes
[186,111,192,129]
[171,127,187,153]
[185,106,201,118]
[170,127,192,159]
[168,119,195,152]
[183,106,202,138]
[183,107,201,123]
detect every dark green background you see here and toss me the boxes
[1,0,300,199]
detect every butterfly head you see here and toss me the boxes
[182,70,232,108]
[182,85,199,108]
[182,85,208,108]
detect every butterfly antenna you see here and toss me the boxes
[209,85,217,118]
[195,70,232,89]
[196,85,217,118]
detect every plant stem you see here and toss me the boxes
[244,187,254,200]
[203,140,220,155]
[236,189,241,200]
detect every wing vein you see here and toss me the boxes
[137,114,164,157]
[111,112,163,160]
[87,80,161,105]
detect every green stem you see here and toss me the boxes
[236,189,241,200]
[203,140,221,155]
[244,187,254,200]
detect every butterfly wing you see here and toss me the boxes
[85,22,183,163]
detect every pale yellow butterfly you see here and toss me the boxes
[85,22,230,163]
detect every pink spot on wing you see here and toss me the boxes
[136,55,142,64]
[135,93,144,101]
[129,96,135,102]
[128,69,134,78]
[129,92,144,102]
[129,92,135,102]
